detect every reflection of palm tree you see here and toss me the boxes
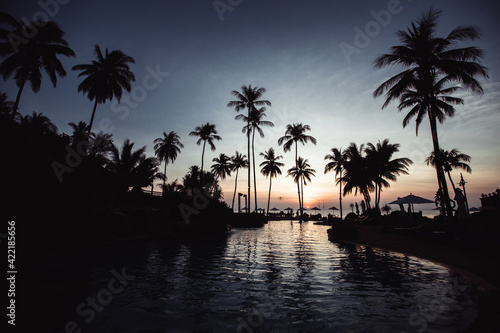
[260,148,284,215]
[228,85,271,213]
[0,13,75,115]
[72,45,135,132]
[365,139,412,209]
[211,153,232,180]
[230,151,248,211]
[278,123,316,215]
[189,123,221,174]
[287,157,316,216]
[373,8,488,217]
[236,106,274,211]
[153,131,183,196]
[324,147,346,219]
[425,148,471,191]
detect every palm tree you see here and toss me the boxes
[278,123,316,214]
[227,85,271,213]
[0,13,75,115]
[373,8,488,217]
[153,131,183,195]
[287,157,316,217]
[189,123,221,174]
[230,151,248,211]
[425,148,471,191]
[69,121,91,144]
[88,131,114,166]
[211,153,232,180]
[341,143,373,209]
[20,111,58,135]
[236,106,274,211]
[260,148,284,215]
[324,147,346,219]
[365,140,413,209]
[72,44,135,132]
[0,91,14,115]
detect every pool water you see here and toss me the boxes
[21,221,477,332]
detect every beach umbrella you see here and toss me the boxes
[328,206,339,210]
[389,193,434,213]
[270,207,280,211]
[284,207,293,211]
[310,207,321,211]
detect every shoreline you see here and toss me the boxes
[330,224,500,332]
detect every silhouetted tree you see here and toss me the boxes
[230,151,248,211]
[287,157,316,216]
[324,147,347,219]
[425,148,471,191]
[72,44,135,132]
[260,148,284,215]
[189,123,221,175]
[236,106,274,211]
[278,123,316,215]
[373,8,488,217]
[211,153,232,180]
[228,85,271,213]
[88,131,114,166]
[365,139,412,209]
[154,131,183,196]
[0,12,75,115]
[341,143,373,209]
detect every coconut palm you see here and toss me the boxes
[373,8,488,217]
[0,91,14,115]
[68,121,91,147]
[0,13,75,115]
[189,123,221,174]
[236,106,274,211]
[260,148,284,215]
[20,111,58,135]
[287,157,316,217]
[72,44,135,132]
[365,139,413,209]
[324,147,347,219]
[230,151,248,211]
[278,123,316,215]
[211,153,232,180]
[88,131,114,166]
[425,148,471,191]
[153,131,183,195]
[227,85,271,213]
[341,143,373,209]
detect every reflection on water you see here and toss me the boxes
[22,221,477,332]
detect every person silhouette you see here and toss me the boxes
[355,202,360,215]
[454,188,467,218]
[360,200,366,214]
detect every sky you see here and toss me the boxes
[1,0,500,212]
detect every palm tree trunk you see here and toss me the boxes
[339,174,343,219]
[201,140,206,174]
[267,176,272,216]
[300,177,305,215]
[162,162,167,196]
[252,129,257,212]
[88,99,99,133]
[428,112,453,218]
[247,107,251,213]
[447,171,456,192]
[232,168,239,211]
[295,142,302,216]
[13,81,25,118]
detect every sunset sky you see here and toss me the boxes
[2,0,499,211]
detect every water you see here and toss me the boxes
[22,221,477,332]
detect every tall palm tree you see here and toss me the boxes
[189,123,221,174]
[211,153,232,180]
[0,13,75,115]
[230,151,248,211]
[324,147,347,219]
[373,8,488,217]
[365,139,413,209]
[425,148,471,192]
[236,106,274,211]
[278,123,316,215]
[287,157,316,217]
[228,85,271,213]
[260,148,284,215]
[341,143,373,209]
[153,131,183,195]
[72,44,135,132]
